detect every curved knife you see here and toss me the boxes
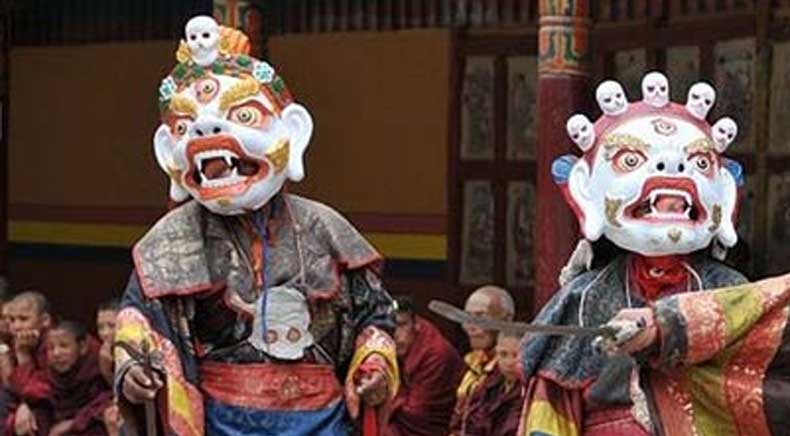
[428,300,617,339]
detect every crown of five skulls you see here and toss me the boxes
[566,71,738,155]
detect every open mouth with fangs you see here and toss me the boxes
[624,177,708,225]
[184,136,269,200]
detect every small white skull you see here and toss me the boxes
[566,114,596,151]
[248,286,314,360]
[641,71,670,108]
[685,82,716,120]
[185,16,220,66]
[711,117,738,153]
[596,81,628,116]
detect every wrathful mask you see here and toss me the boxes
[553,71,743,257]
[153,16,313,215]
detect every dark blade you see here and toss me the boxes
[428,300,616,338]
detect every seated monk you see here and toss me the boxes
[4,291,53,436]
[385,296,463,436]
[449,285,515,436]
[46,321,111,436]
[462,331,524,436]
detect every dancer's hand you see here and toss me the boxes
[356,370,388,407]
[122,364,163,404]
[605,308,657,354]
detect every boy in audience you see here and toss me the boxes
[4,291,53,436]
[0,297,13,429]
[0,297,13,380]
[462,331,525,436]
[95,299,120,436]
[95,299,119,385]
[46,320,111,436]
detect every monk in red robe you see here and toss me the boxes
[4,292,53,436]
[449,286,516,436]
[46,321,112,436]
[386,296,464,436]
[462,332,524,436]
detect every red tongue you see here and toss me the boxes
[202,158,231,180]
[655,196,686,213]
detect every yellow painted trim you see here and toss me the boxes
[365,232,447,260]
[8,220,448,260]
[9,221,148,247]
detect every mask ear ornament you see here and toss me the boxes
[153,124,189,202]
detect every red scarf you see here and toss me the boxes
[629,255,689,302]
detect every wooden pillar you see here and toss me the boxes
[533,0,590,311]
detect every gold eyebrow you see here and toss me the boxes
[219,76,261,112]
[684,138,714,154]
[169,95,198,117]
[602,133,650,160]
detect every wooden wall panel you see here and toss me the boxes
[269,30,451,216]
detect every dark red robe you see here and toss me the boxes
[385,316,463,436]
[4,337,52,436]
[462,369,524,436]
[48,338,111,436]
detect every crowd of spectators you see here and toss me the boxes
[0,292,119,436]
[0,284,519,436]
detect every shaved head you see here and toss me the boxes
[464,285,515,321]
[463,285,515,351]
[10,291,50,316]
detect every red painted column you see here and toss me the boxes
[533,0,591,312]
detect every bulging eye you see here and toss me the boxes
[227,102,272,129]
[613,150,647,172]
[175,120,189,136]
[691,154,714,175]
[168,116,193,139]
[265,330,278,344]
[232,107,258,125]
